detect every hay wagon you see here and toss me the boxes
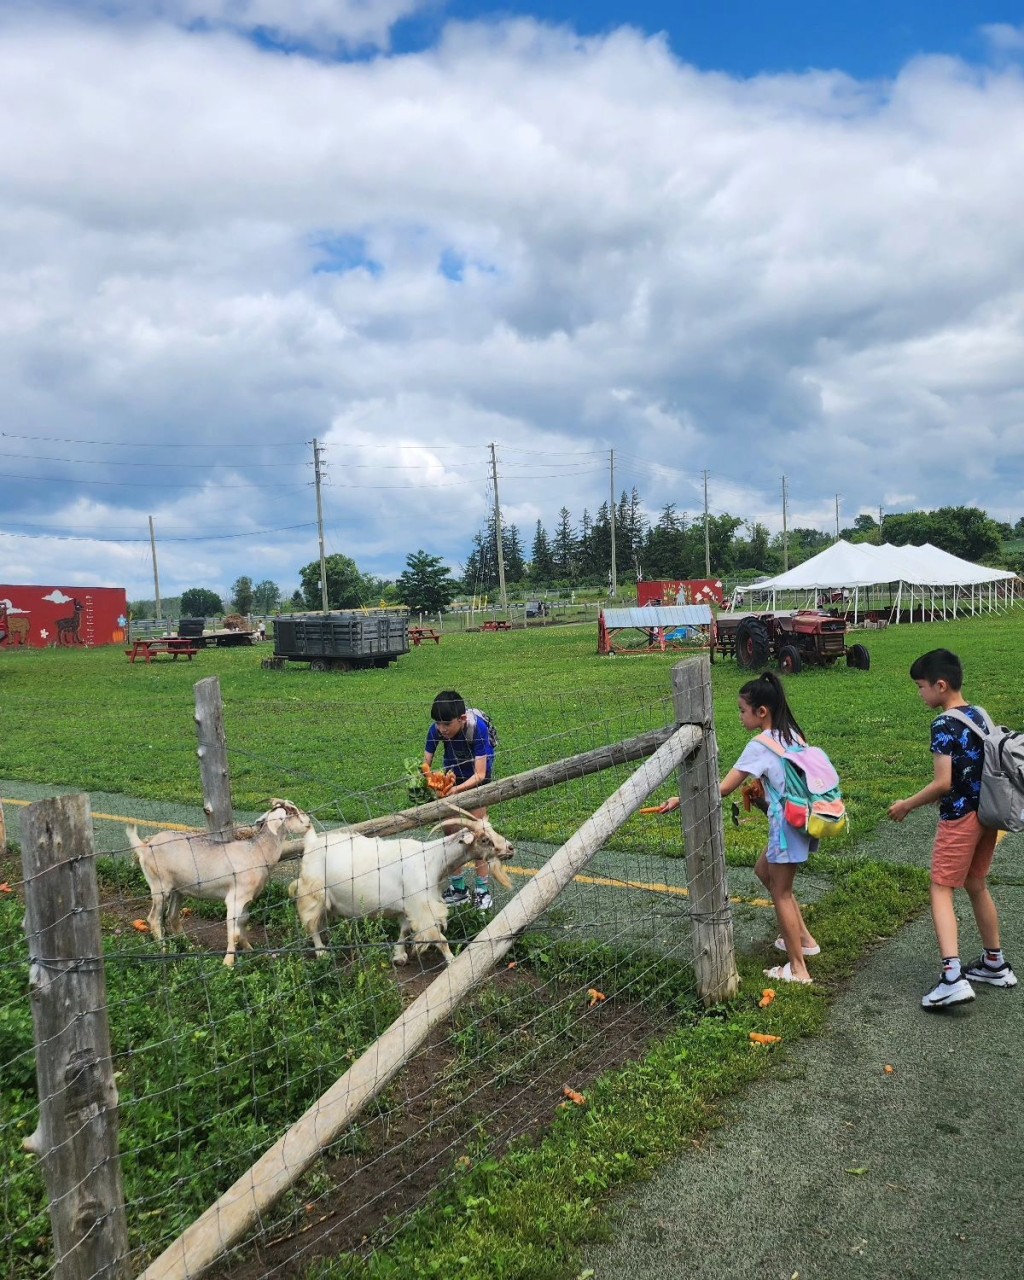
[263,610,410,672]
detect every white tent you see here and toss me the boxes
[735,540,1017,624]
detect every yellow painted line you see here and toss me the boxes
[1,796,200,834]
[504,862,773,909]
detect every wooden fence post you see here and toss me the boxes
[193,676,233,837]
[21,794,130,1280]
[0,798,6,853]
[672,656,741,1004]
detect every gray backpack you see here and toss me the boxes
[944,707,1024,834]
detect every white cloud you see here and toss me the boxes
[1,11,1023,598]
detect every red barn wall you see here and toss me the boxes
[0,585,129,649]
[637,579,724,607]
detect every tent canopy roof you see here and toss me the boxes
[744,541,1015,592]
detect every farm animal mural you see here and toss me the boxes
[0,586,128,649]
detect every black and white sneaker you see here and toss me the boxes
[473,888,493,911]
[921,974,975,1009]
[442,885,470,907]
[963,957,1018,988]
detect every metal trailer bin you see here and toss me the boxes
[267,611,410,671]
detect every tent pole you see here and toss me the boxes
[893,580,901,625]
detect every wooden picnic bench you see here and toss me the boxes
[408,626,442,646]
[480,620,512,632]
[125,638,200,664]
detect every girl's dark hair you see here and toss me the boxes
[738,671,804,744]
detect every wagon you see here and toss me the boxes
[713,610,869,674]
[263,610,410,672]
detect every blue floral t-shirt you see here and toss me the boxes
[931,705,987,821]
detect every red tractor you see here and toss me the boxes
[713,610,869,674]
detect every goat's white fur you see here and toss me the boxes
[126,799,312,967]
[289,816,514,966]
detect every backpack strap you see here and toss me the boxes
[941,707,996,739]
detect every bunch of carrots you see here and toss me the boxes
[421,763,457,798]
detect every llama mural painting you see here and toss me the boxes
[0,586,128,649]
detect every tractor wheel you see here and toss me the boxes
[778,645,803,675]
[309,658,329,673]
[846,643,871,671]
[734,618,771,670]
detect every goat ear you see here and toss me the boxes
[460,831,475,846]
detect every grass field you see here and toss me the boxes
[2,614,1022,856]
[1,613,1022,1279]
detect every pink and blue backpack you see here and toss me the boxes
[756,733,848,847]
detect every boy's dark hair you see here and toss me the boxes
[431,690,467,723]
[909,649,963,690]
[738,671,805,745]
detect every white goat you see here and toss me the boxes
[126,799,312,967]
[289,814,514,966]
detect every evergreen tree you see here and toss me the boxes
[643,504,689,578]
[530,521,555,584]
[504,523,527,583]
[552,507,577,581]
[395,550,457,613]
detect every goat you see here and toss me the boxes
[288,810,514,967]
[126,799,312,966]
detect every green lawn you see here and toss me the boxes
[2,613,1022,1279]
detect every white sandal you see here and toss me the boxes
[763,963,813,985]
[774,937,820,957]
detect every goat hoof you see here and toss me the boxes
[392,952,409,967]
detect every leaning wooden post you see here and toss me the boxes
[0,798,6,853]
[21,794,130,1280]
[672,656,741,1004]
[194,676,233,837]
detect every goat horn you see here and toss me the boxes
[440,800,483,823]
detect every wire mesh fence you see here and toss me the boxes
[0,658,745,1280]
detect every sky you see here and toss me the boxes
[2,1,1024,603]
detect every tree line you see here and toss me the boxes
[131,501,1024,619]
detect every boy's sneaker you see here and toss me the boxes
[442,885,470,907]
[921,974,975,1009]
[963,957,1018,988]
[473,888,493,911]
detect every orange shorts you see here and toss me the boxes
[930,811,998,888]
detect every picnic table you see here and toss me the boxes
[125,638,200,664]
[481,620,512,632]
[408,626,442,646]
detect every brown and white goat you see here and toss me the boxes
[289,812,514,966]
[126,800,312,966]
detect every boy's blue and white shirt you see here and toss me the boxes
[930,705,987,821]
[425,711,496,784]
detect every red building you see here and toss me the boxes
[0,585,128,649]
[637,578,724,608]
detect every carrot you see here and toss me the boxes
[758,988,776,1008]
[749,1031,782,1046]
[562,1085,587,1106]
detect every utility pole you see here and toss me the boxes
[609,449,617,598]
[312,438,329,613]
[148,516,162,622]
[781,476,789,571]
[879,504,884,535]
[703,469,711,576]
[489,443,507,610]
[835,494,841,541]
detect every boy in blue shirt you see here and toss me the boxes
[423,690,497,910]
[888,648,1017,1008]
